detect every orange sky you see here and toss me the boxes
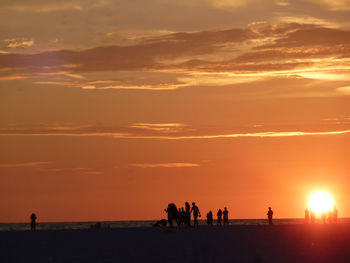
[1,0,350,222]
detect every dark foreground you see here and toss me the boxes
[1,224,350,263]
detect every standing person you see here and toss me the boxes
[165,203,178,227]
[180,207,185,225]
[223,207,229,226]
[206,211,213,225]
[267,207,273,225]
[305,208,310,224]
[333,206,338,223]
[30,213,37,231]
[310,210,316,224]
[185,202,191,227]
[191,202,201,228]
[217,209,223,226]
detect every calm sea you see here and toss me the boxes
[1,218,349,231]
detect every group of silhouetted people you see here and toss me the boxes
[207,207,229,226]
[304,206,338,224]
[164,202,233,228]
[165,202,201,228]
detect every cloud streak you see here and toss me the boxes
[130,163,200,168]
[0,130,349,140]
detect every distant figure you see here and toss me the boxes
[321,212,327,224]
[267,207,273,225]
[185,202,191,227]
[153,219,167,227]
[333,206,338,223]
[206,211,213,225]
[223,207,229,225]
[191,202,201,228]
[165,203,179,227]
[30,213,37,231]
[217,209,223,226]
[310,211,316,224]
[305,208,310,224]
[327,210,333,224]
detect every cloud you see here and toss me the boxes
[336,86,350,94]
[130,163,200,168]
[0,161,51,168]
[130,123,187,132]
[0,128,349,140]
[305,0,350,11]
[7,39,34,48]
[1,23,350,97]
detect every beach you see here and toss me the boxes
[2,224,350,263]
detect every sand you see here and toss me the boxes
[1,224,350,263]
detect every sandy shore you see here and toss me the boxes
[1,224,350,263]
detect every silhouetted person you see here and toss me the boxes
[310,211,316,224]
[165,203,179,227]
[333,206,338,223]
[191,202,201,228]
[180,207,185,225]
[185,202,191,227]
[178,208,182,225]
[327,210,333,224]
[30,213,37,231]
[305,208,310,224]
[153,219,167,227]
[267,207,273,225]
[223,207,229,225]
[206,211,213,225]
[217,209,223,226]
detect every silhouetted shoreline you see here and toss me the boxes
[1,218,350,232]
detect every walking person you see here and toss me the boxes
[30,213,37,231]
[191,202,201,228]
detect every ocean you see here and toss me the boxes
[1,218,349,231]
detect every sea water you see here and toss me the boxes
[1,218,350,231]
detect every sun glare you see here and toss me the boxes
[308,191,334,214]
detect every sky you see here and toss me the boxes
[1,0,350,222]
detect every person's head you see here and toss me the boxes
[269,207,271,210]
[192,202,195,205]
[224,207,227,210]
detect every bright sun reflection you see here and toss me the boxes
[308,191,334,214]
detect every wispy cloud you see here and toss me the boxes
[1,23,350,97]
[305,0,350,11]
[130,163,200,168]
[0,129,349,140]
[129,123,186,132]
[7,39,34,48]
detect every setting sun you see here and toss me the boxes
[308,191,334,214]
